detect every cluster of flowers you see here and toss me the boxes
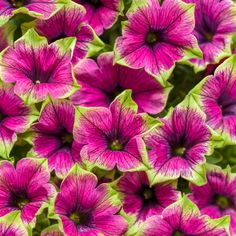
[1,0,236,235]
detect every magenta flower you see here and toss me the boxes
[71,52,171,115]
[115,0,201,77]
[0,212,28,236]
[0,29,78,104]
[193,55,236,144]
[32,99,81,178]
[0,85,37,159]
[72,0,123,36]
[145,107,210,185]
[183,0,236,71]
[189,165,236,235]
[116,171,180,222]
[0,0,60,26]
[73,90,159,172]
[137,196,230,236]
[0,158,55,225]
[33,2,103,64]
[54,164,127,236]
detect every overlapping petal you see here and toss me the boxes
[30,2,104,64]
[73,0,123,36]
[0,0,62,26]
[189,55,236,145]
[0,21,15,52]
[136,196,230,236]
[71,52,171,114]
[0,211,28,236]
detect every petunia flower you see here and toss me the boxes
[136,196,230,236]
[116,171,180,223]
[183,0,236,71]
[71,52,171,115]
[144,107,210,185]
[53,164,128,236]
[0,0,62,26]
[31,98,81,178]
[0,84,38,159]
[190,55,236,144]
[73,90,159,172]
[28,2,104,64]
[114,0,201,77]
[0,211,28,236]
[0,158,55,226]
[72,0,123,36]
[189,164,236,235]
[0,28,78,104]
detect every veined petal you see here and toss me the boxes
[183,0,236,71]
[74,0,123,35]
[0,29,78,104]
[0,211,28,236]
[54,164,127,235]
[115,0,201,77]
[145,107,209,185]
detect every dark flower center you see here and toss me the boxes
[29,67,52,84]
[171,146,186,157]
[217,96,236,117]
[196,18,215,43]
[12,192,29,209]
[203,31,213,42]
[8,0,28,7]
[172,230,184,236]
[106,84,124,103]
[145,30,163,46]
[108,139,123,151]
[141,187,156,206]
[69,211,91,226]
[49,32,68,44]
[59,128,73,148]
[0,113,6,122]
[79,0,101,7]
[213,194,232,210]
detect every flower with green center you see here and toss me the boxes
[0,158,55,225]
[32,99,81,178]
[144,107,210,185]
[115,0,201,77]
[74,90,159,172]
[189,164,236,235]
[183,0,236,71]
[116,171,180,223]
[0,29,78,104]
[54,164,127,235]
